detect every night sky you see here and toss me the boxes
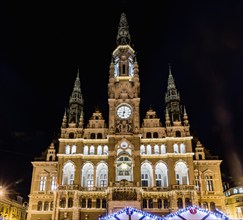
[0,0,242,200]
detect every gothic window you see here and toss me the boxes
[97,145,102,155]
[103,145,108,155]
[44,201,49,211]
[71,145,76,154]
[158,199,162,208]
[50,201,53,211]
[87,199,92,208]
[102,199,106,208]
[161,144,166,154]
[195,175,199,190]
[180,143,186,153]
[59,198,66,208]
[82,163,94,189]
[68,198,73,208]
[91,133,96,139]
[81,199,86,208]
[210,202,216,211]
[83,145,88,155]
[50,176,57,191]
[90,145,95,155]
[206,176,214,191]
[97,133,102,139]
[65,145,70,154]
[155,163,168,187]
[177,198,183,209]
[141,163,153,187]
[146,132,152,138]
[154,145,159,154]
[185,198,192,207]
[142,199,147,208]
[96,199,101,208]
[96,163,108,187]
[203,202,208,210]
[62,162,75,185]
[146,145,152,155]
[140,145,145,154]
[175,161,189,185]
[39,176,47,191]
[148,199,153,208]
[173,144,179,153]
[164,199,169,208]
[37,201,42,211]
[153,132,158,138]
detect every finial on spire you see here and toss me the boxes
[116,12,131,45]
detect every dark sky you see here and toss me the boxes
[0,0,242,200]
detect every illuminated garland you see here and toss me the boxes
[99,206,230,220]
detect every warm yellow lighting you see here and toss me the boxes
[121,163,128,170]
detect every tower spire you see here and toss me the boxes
[165,64,181,122]
[68,68,84,126]
[116,12,131,45]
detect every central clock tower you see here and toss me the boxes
[108,12,140,134]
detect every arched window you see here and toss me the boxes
[83,145,88,155]
[44,201,49,211]
[50,201,54,211]
[71,145,76,154]
[102,199,106,208]
[91,133,96,139]
[180,143,186,153]
[175,131,181,137]
[140,145,145,155]
[146,145,152,155]
[146,132,152,138]
[97,133,102,139]
[173,144,179,153]
[175,161,189,185]
[69,133,74,139]
[103,145,108,155]
[158,199,162,208]
[90,145,95,155]
[65,145,70,154]
[203,202,208,210]
[68,198,73,208]
[96,163,108,187]
[148,199,153,208]
[206,175,214,191]
[81,199,86,208]
[154,145,159,154]
[177,198,183,208]
[141,163,153,187]
[142,199,147,208]
[96,199,101,208]
[50,176,57,191]
[153,132,158,138]
[87,199,92,208]
[116,156,133,182]
[37,201,42,211]
[185,198,192,207]
[39,176,47,191]
[161,144,166,154]
[59,198,66,208]
[62,162,75,185]
[155,163,168,187]
[97,145,102,155]
[164,199,169,208]
[82,163,94,188]
[210,202,216,211]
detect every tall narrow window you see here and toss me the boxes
[39,176,47,191]
[51,176,57,191]
[206,176,214,191]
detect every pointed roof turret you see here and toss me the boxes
[165,64,181,122]
[116,12,131,45]
[68,67,84,126]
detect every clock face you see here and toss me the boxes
[117,105,132,119]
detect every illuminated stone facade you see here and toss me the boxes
[27,13,227,220]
